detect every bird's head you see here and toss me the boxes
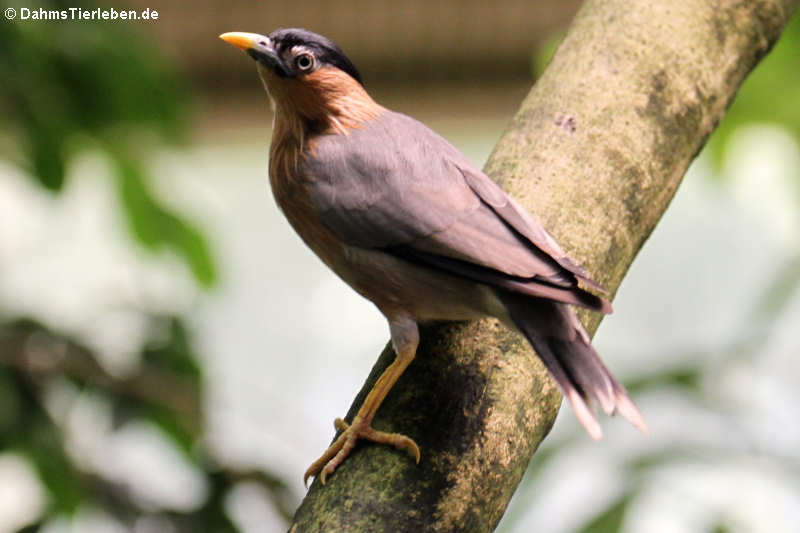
[220,28,379,134]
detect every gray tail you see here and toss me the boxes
[498,292,647,439]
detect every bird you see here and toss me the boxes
[219,28,648,485]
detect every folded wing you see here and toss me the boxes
[302,111,611,313]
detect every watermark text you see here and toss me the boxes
[5,7,159,21]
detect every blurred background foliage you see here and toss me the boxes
[0,1,798,532]
[0,0,215,286]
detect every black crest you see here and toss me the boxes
[268,28,363,86]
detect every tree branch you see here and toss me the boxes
[290,1,798,531]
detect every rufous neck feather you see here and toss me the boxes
[260,65,383,145]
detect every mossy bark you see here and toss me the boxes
[290,1,798,531]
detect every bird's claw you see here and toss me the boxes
[303,417,420,486]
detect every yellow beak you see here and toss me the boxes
[219,32,268,51]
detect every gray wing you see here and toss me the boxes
[301,111,610,312]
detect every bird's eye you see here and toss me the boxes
[295,53,314,71]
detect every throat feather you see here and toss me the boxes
[266,67,383,185]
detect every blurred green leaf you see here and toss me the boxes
[142,316,201,378]
[0,353,86,515]
[146,404,198,455]
[0,0,189,140]
[0,319,256,528]
[107,315,204,456]
[0,369,23,438]
[532,31,565,78]
[113,316,203,457]
[0,369,88,517]
[26,418,86,515]
[29,124,67,191]
[706,13,800,171]
[113,152,217,286]
[709,523,732,533]
[0,0,218,287]
[196,471,241,533]
[628,450,686,473]
[575,491,633,533]
[624,363,704,395]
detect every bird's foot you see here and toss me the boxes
[303,417,420,486]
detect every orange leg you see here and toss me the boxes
[304,317,420,486]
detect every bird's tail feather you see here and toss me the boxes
[498,292,648,438]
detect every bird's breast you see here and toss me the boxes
[268,137,347,274]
